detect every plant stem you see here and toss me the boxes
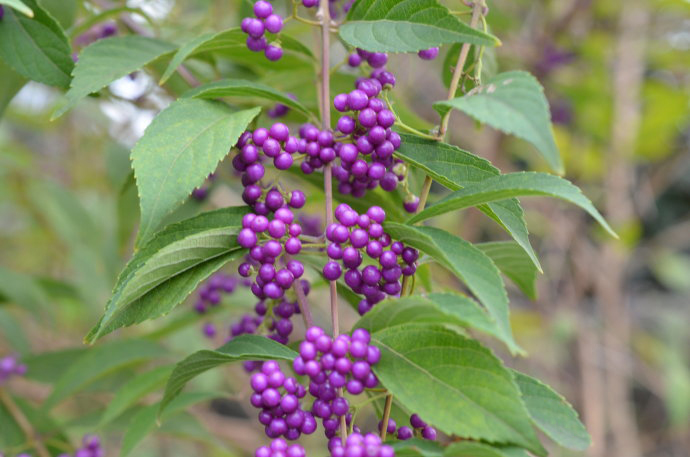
[437,1,485,139]
[318,0,347,444]
[417,176,433,215]
[0,389,50,457]
[380,394,394,441]
[292,280,314,329]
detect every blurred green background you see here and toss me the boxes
[1,1,689,456]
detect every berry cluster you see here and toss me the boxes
[55,435,104,457]
[255,438,306,457]
[294,123,339,175]
[250,361,317,440]
[346,48,389,69]
[417,47,439,60]
[379,414,437,441]
[241,1,284,61]
[328,433,394,457]
[0,354,26,384]
[330,73,416,204]
[293,327,380,438]
[322,204,418,315]
[193,272,243,315]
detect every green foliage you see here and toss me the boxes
[340,0,499,52]
[477,242,538,299]
[86,207,247,342]
[159,335,298,416]
[512,371,591,451]
[121,392,220,457]
[396,134,540,271]
[131,100,258,245]
[0,0,73,87]
[0,0,33,17]
[354,293,511,351]
[44,339,167,409]
[53,36,176,118]
[434,71,563,173]
[99,364,175,427]
[371,324,544,454]
[184,79,313,118]
[408,171,616,238]
[384,223,521,355]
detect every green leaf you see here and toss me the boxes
[159,28,313,82]
[372,324,544,454]
[512,370,591,451]
[383,223,521,355]
[445,442,529,457]
[392,439,443,457]
[477,242,538,299]
[396,133,540,272]
[0,266,49,311]
[340,0,499,53]
[132,99,259,245]
[44,339,167,409]
[0,396,70,454]
[159,335,297,416]
[407,171,616,238]
[0,0,73,87]
[355,293,516,352]
[52,36,176,118]
[183,79,312,118]
[0,0,33,16]
[86,228,245,342]
[121,391,219,457]
[99,364,175,427]
[433,71,563,174]
[23,347,87,383]
[0,58,26,118]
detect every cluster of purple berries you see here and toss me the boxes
[256,438,306,457]
[322,204,418,315]
[300,0,354,16]
[250,361,317,440]
[294,327,380,438]
[193,272,243,315]
[330,73,418,206]
[0,354,26,384]
[236,208,305,301]
[382,414,437,441]
[346,48,389,69]
[328,433,394,457]
[241,1,284,61]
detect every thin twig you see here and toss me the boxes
[292,280,314,329]
[0,389,51,457]
[437,1,485,139]
[380,394,394,441]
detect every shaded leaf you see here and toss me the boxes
[434,71,563,173]
[0,0,73,87]
[132,99,259,245]
[99,364,175,426]
[160,335,297,416]
[445,442,529,457]
[372,324,544,454]
[407,171,616,238]
[183,79,313,118]
[0,57,26,118]
[355,293,513,351]
[44,339,167,409]
[396,134,540,271]
[383,223,521,355]
[0,266,49,311]
[513,370,591,451]
[340,0,499,52]
[53,36,176,118]
[121,392,219,457]
[477,242,538,299]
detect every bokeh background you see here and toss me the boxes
[1,1,689,456]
